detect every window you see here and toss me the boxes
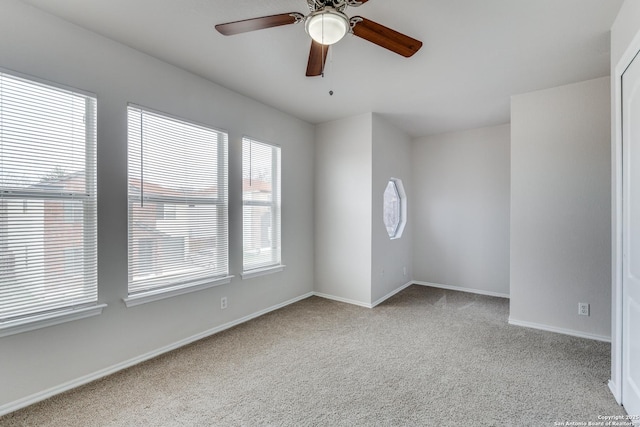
[383,178,407,239]
[156,203,176,220]
[63,200,83,223]
[0,71,98,327]
[64,247,83,277]
[242,137,281,273]
[127,105,229,301]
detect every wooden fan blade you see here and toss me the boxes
[216,13,301,36]
[306,41,329,77]
[351,16,422,57]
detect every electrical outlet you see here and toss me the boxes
[403,266,407,276]
[578,302,590,316]
[221,297,228,310]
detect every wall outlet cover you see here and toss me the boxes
[578,303,590,316]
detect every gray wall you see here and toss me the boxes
[371,114,413,304]
[314,113,373,306]
[0,0,315,410]
[411,125,511,296]
[510,77,611,340]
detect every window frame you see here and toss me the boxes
[0,69,104,337]
[383,177,407,240]
[241,137,284,277]
[124,104,232,307]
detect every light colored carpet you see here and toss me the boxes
[0,285,627,426]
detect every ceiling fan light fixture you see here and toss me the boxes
[305,9,349,45]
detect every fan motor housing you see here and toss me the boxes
[308,0,354,13]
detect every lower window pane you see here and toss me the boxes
[0,198,96,320]
[243,205,276,270]
[128,201,227,293]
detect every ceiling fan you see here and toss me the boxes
[215,0,423,77]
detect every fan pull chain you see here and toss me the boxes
[328,47,334,96]
[321,43,326,78]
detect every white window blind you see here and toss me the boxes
[127,105,228,296]
[0,72,97,323]
[242,137,281,272]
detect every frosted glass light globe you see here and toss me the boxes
[305,10,349,46]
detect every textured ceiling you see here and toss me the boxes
[19,0,623,137]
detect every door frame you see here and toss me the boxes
[612,26,640,406]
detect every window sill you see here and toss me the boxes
[124,275,234,308]
[0,304,107,338]
[241,265,286,280]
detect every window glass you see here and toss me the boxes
[242,138,281,271]
[127,105,228,295]
[0,72,97,322]
[383,181,401,237]
[383,178,406,239]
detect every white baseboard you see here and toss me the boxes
[414,281,510,299]
[508,317,611,342]
[0,292,314,417]
[371,281,414,308]
[312,292,372,308]
[313,281,414,309]
[608,380,622,405]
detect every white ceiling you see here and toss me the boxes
[20,0,623,137]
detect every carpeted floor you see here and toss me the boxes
[0,285,627,426]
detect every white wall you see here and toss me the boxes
[0,0,314,412]
[314,113,373,306]
[610,0,640,402]
[371,114,413,304]
[411,125,511,296]
[314,113,413,307]
[510,77,611,340]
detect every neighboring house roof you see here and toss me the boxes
[32,170,85,188]
[242,177,271,193]
[129,178,219,198]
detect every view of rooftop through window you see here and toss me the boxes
[0,75,88,189]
